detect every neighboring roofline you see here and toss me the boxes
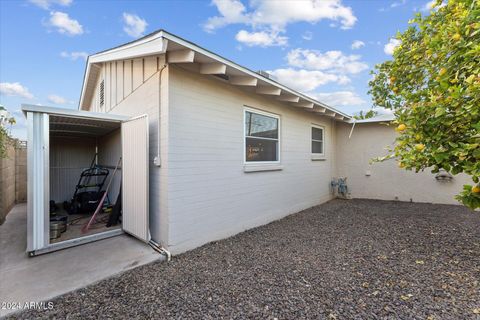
[79,29,351,119]
[22,104,129,122]
[349,115,395,124]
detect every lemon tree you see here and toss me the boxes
[369,0,480,209]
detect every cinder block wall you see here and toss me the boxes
[15,146,27,203]
[0,142,16,224]
[0,141,27,224]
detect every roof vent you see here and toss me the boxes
[257,70,277,81]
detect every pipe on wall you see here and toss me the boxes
[153,59,168,167]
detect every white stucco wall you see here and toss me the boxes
[166,65,338,254]
[335,121,471,205]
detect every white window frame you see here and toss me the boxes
[311,124,325,159]
[243,106,281,165]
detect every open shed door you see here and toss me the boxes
[121,114,150,242]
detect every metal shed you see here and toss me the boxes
[23,104,150,255]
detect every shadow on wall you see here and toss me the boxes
[0,139,27,224]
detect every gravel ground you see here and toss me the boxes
[9,199,480,319]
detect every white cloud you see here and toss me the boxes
[122,13,148,38]
[374,107,394,115]
[268,68,350,92]
[308,91,366,107]
[384,38,401,55]
[60,51,88,61]
[48,11,83,35]
[286,49,368,74]
[235,30,288,47]
[302,31,313,41]
[421,0,446,12]
[204,0,249,32]
[0,82,34,99]
[266,47,368,93]
[390,0,406,8]
[351,40,365,50]
[204,0,357,32]
[29,0,72,10]
[47,94,68,104]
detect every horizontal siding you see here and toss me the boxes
[167,65,335,254]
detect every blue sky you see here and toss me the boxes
[0,0,435,139]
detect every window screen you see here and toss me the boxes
[245,110,279,162]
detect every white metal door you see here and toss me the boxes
[121,114,150,242]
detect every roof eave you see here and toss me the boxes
[78,29,351,120]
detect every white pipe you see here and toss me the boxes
[154,60,168,167]
[348,119,356,139]
[149,239,172,261]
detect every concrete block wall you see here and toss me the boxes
[0,141,27,225]
[0,142,16,224]
[15,146,27,203]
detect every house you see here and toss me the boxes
[23,29,471,256]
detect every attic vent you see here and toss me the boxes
[99,80,105,106]
[213,74,229,81]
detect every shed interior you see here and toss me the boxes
[49,115,122,243]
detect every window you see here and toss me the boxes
[245,109,279,162]
[99,80,105,107]
[311,125,324,155]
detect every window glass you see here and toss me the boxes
[245,112,278,139]
[245,110,279,162]
[312,127,323,141]
[246,138,278,162]
[312,126,324,154]
[312,141,323,154]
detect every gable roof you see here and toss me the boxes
[79,29,351,121]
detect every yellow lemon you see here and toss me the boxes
[452,33,461,41]
[439,68,447,76]
[397,124,406,131]
[415,134,422,141]
[472,185,480,194]
[415,144,425,151]
[398,162,405,168]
